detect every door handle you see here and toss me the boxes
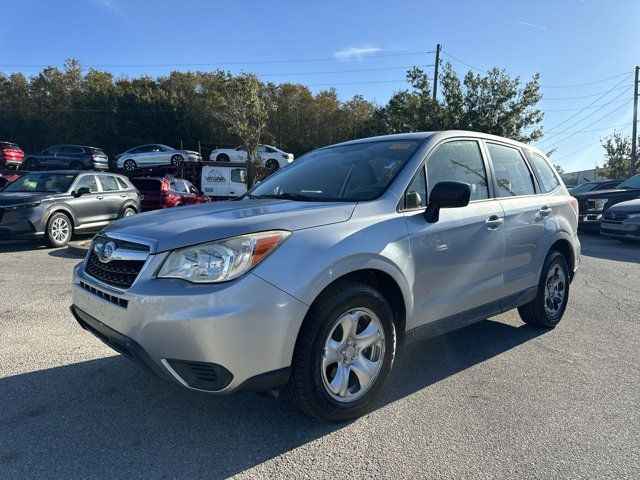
[97,195,104,200]
[539,206,552,218]
[120,194,126,198]
[485,215,504,229]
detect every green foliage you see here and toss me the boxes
[596,132,637,179]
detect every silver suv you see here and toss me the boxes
[71,131,580,422]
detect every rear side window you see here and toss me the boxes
[524,151,560,193]
[487,143,535,197]
[99,175,119,191]
[426,140,489,201]
[131,178,162,191]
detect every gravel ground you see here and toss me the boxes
[0,233,638,479]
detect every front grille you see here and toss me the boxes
[79,281,128,308]
[86,249,145,289]
[166,359,233,391]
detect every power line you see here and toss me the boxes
[0,51,431,69]
[550,121,632,134]
[542,85,630,100]
[551,139,603,161]
[259,65,432,77]
[543,97,628,111]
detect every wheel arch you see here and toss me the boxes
[44,206,76,232]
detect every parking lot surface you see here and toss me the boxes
[0,234,639,479]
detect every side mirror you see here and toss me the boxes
[424,181,471,223]
[74,187,91,197]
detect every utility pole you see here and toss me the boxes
[432,43,441,101]
[631,65,639,177]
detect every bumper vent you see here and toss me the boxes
[166,359,233,391]
[79,281,128,308]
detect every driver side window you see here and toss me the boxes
[74,175,99,193]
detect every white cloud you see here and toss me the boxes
[517,21,547,31]
[334,46,382,62]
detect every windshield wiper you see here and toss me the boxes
[256,192,317,201]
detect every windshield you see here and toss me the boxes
[3,172,77,193]
[617,174,640,189]
[569,182,598,194]
[250,140,422,202]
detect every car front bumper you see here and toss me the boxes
[578,213,603,229]
[601,219,640,240]
[71,261,308,393]
[0,209,42,239]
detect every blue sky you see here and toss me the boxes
[1,0,638,172]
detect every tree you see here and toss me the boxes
[214,73,274,187]
[552,164,565,176]
[596,132,637,179]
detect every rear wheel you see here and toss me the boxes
[266,158,279,172]
[287,281,396,422]
[122,207,136,218]
[23,157,39,171]
[216,153,230,162]
[44,212,72,248]
[123,159,137,171]
[518,250,570,328]
[171,154,183,166]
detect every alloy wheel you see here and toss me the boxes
[544,262,566,317]
[51,217,70,244]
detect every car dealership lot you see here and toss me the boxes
[0,234,638,479]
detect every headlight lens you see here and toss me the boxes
[587,198,608,211]
[158,230,291,283]
[627,213,640,219]
[6,201,41,210]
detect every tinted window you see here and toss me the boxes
[61,146,82,154]
[115,177,130,190]
[426,140,489,201]
[74,175,99,193]
[251,140,422,201]
[131,178,162,191]
[231,168,246,183]
[617,174,640,189]
[405,166,427,208]
[4,172,76,193]
[44,146,60,154]
[524,151,560,193]
[487,143,535,197]
[170,180,189,193]
[99,175,119,191]
[0,178,8,189]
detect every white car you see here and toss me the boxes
[117,144,201,171]
[209,144,294,171]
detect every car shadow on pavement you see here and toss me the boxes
[0,240,46,252]
[0,319,545,478]
[578,233,640,264]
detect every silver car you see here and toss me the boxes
[71,131,580,422]
[116,144,201,171]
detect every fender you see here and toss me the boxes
[43,204,77,231]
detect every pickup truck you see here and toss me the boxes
[574,173,640,230]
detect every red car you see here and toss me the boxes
[0,172,23,190]
[130,177,210,211]
[0,142,24,169]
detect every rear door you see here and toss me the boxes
[485,141,550,297]
[40,146,64,168]
[405,138,505,325]
[97,174,125,220]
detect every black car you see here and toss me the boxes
[568,179,623,195]
[574,173,640,230]
[0,171,140,247]
[22,145,109,171]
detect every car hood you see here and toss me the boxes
[100,198,357,253]
[573,187,640,199]
[0,191,53,206]
[608,198,640,212]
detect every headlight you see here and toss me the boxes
[587,198,608,211]
[158,230,291,283]
[627,213,640,219]
[6,201,41,210]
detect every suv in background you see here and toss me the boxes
[22,145,109,171]
[0,142,24,169]
[0,170,139,247]
[71,131,579,422]
[573,173,640,230]
[129,177,210,211]
[0,172,23,190]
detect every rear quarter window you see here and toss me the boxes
[524,150,560,193]
[131,179,162,191]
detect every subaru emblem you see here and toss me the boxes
[98,241,117,263]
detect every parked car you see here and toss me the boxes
[0,170,139,247]
[573,173,640,230]
[22,145,108,171]
[600,198,640,242]
[129,177,210,211]
[209,144,294,171]
[0,141,24,169]
[568,179,623,195]
[0,172,23,190]
[71,131,579,422]
[117,144,201,171]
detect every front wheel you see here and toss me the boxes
[518,250,570,328]
[23,157,39,171]
[171,154,183,166]
[44,212,72,248]
[287,281,396,422]
[123,159,137,171]
[265,158,280,172]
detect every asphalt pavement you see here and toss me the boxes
[0,233,638,479]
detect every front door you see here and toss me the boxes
[405,138,505,328]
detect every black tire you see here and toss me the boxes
[69,161,84,170]
[123,159,137,171]
[22,157,39,171]
[216,153,230,162]
[287,281,396,422]
[266,158,279,172]
[44,212,72,248]
[518,250,570,328]
[121,206,136,218]
[171,154,183,166]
